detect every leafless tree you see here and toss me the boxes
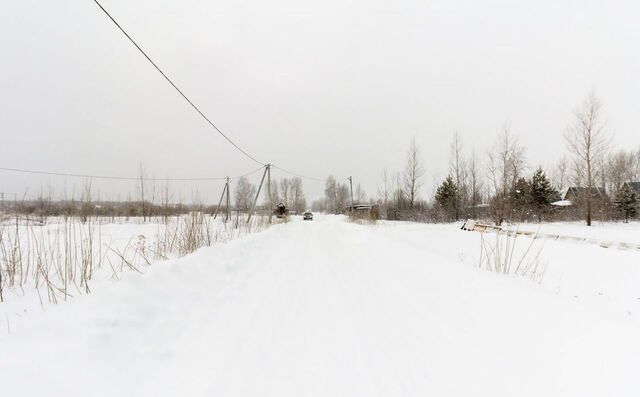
[606,149,635,195]
[324,176,338,213]
[290,177,306,213]
[449,132,468,219]
[486,127,526,224]
[565,92,610,226]
[235,176,256,213]
[393,172,405,209]
[466,150,482,218]
[265,179,279,208]
[552,157,569,195]
[403,137,424,208]
[377,168,391,207]
[280,179,290,209]
[336,183,350,211]
[487,127,525,195]
[633,148,640,181]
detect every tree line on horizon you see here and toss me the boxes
[1,173,309,222]
[3,92,639,226]
[317,92,639,225]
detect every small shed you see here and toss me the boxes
[346,204,380,220]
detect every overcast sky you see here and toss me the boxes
[1,0,638,203]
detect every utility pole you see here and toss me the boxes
[348,176,354,210]
[247,165,268,223]
[213,180,228,219]
[225,177,231,223]
[267,164,272,224]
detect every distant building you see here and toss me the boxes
[563,187,607,202]
[622,182,640,195]
[345,204,380,220]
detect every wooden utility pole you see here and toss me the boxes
[213,180,228,219]
[247,165,268,223]
[225,177,231,223]
[267,164,272,224]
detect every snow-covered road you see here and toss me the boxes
[2,216,639,396]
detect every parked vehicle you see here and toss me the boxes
[274,203,287,218]
[303,211,313,221]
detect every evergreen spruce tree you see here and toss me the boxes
[435,176,459,221]
[510,177,532,221]
[530,167,555,221]
[614,184,638,223]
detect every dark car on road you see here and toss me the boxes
[303,211,313,221]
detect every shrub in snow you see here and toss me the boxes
[478,227,546,282]
[0,214,269,304]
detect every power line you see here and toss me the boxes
[272,165,326,182]
[0,166,264,182]
[92,1,333,183]
[92,0,264,166]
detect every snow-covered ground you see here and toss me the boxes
[0,214,267,327]
[382,220,640,316]
[1,215,639,396]
[507,220,640,244]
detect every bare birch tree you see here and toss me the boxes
[449,132,468,219]
[290,177,305,213]
[565,92,610,226]
[235,176,256,213]
[403,137,424,208]
[337,184,350,211]
[264,179,279,209]
[607,149,634,195]
[280,179,290,209]
[324,176,338,213]
[486,127,526,225]
[377,168,391,207]
[553,157,569,195]
[467,150,482,218]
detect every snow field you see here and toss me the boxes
[1,215,639,396]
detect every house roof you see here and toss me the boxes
[563,186,606,200]
[624,182,640,194]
